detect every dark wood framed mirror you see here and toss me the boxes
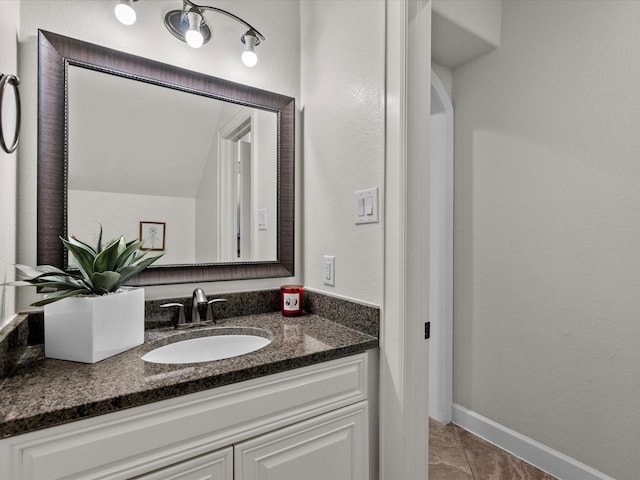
[37,30,294,285]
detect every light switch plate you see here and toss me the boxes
[323,255,335,286]
[257,208,267,230]
[355,187,379,224]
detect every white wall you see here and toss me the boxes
[432,63,452,99]
[15,0,301,307]
[432,0,501,69]
[252,109,278,261]
[432,0,501,46]
[300,0,384,306]
[0,0,19,329]
[453,1,640,477]
[195,134,220,263]
[68,190,196,265]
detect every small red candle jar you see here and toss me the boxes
[281,285,303,316]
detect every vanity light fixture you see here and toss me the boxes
[114,0,138,26]
[184,9,205,48]
[163,0,265,67]
[241,30,259,67]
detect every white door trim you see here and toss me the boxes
[428,70,454,425]
[379,1,431,479]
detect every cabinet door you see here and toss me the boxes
[235,402,368,480]
[134,447,233,480]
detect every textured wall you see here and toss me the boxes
[432,0,501,46]
[432,0,501,69]
[0,0,19,329]
[68,190,196,265]
[300,0,385,306]
[453,1,640,477]
[15,0,300,305]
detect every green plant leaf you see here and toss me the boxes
[92,236,125,273]
[113,239,145,270]
[131,250,146,263]
[95,225,103,253]
[15,264,66,280]
[10,228,164,306]
[24,274,89,292]
[116,236,127,259]
[90,271,122,294]
[133,252,164,268]
[116,254,164,285]
[31,288,92,307]
[61,236,96,281]
[3,280,34,287]
[65,234,97,254]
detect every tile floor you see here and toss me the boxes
[429,418,558,480]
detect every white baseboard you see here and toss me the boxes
[451,403,614,480]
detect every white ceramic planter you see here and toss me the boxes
[44,287,145,363]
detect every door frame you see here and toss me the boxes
[379,1,431,479]
[428,69,454,425]
[217,111,252,262]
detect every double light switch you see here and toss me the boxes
[355,187,379,224]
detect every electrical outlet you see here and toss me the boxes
[323,255,335,286]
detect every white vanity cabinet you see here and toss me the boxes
[134,447,233,480]
[235,402,367,480]
[134,402,367,480]
[0,352,376,480]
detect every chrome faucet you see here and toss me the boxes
[162,289,225,330]
[191,288,208,324]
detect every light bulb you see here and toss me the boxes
[185,10,204,48]
[241,31,259,67]
[242,50,258,67]
[186,29,204,48]
[114,0,136,25]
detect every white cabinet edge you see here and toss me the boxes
[134,446,233,480]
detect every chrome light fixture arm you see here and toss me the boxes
[115,0,266,66]
[182,0,265,42]
[160,0,266,65]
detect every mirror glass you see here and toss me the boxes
[67,66,278,266]
[38,30,294,285]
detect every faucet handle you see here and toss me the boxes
[161,303,186,327]
[206,298,228,323]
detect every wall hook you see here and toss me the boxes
[0,73,21,154]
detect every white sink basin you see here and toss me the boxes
[142,334,271,364]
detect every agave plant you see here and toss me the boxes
[14,229,163,307]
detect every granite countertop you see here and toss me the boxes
[0,312,378,439]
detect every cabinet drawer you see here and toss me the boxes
[0,353,368,480]
[133,447,232,480]
[235,402,368,480]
